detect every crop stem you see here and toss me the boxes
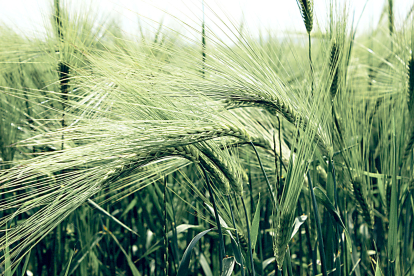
[201,164,225,273]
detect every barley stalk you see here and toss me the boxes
[163,177,169,276]
[228,195,244,276]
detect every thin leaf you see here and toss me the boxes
[230,234,242,266]
[221,256,236,276]
[66,232,105,275]
[251,193,261,250]
[120,196,138,219]
[313,187,345,229]
[5,226,11,276]
[177,227,216,276]
[136,224,204,261]
[63,250,75,276]
[19,251,31,276]
[106,227,142,276]
[263,257,275,271]
[87,199,139,236]
[290,215,307,239]
[195,248,213,276]
[313,186,352,254]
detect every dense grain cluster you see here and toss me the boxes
[198,145,246,194]
[329,42,339,100]
[274,212,293,269]
[351,176,374,228]
[224,97,329,156]
[402,57,414,165]
[296,0,313,34]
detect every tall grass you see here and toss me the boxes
[0,1,413,275]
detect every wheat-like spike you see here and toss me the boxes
[351,176,374,228]
[296,0,313,34]
[223,93,301,128]
[202,149,245,195]
[388,0,394,36]
[274,212,292,268]
[198,156,231,195]
[401,58,414,165]
[230,227,249,254]
[224,98,329,156]
[386,180,392,216]
[197,141,246,195]
[329,42,339,100]
[103,145,200,184]
[407,57,414,114]
[402,131,414,165]
[166,124,250,143]
[231,226,263,266]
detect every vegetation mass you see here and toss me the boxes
[0,0,413,275]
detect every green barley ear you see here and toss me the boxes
[273,212,292,269]
[54,0,64,40]
[408,57,414,114]
[329,42,340,100]
[351,176,374,229]
[401,58,414,165]
[199,155,232,195]
[197,142,245,195]
[388,0,394,36]
[296,0,314,34]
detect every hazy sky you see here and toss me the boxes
[1,0,412,40]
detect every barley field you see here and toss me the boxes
[0,0,413,275]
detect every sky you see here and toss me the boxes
[0,0,412,40]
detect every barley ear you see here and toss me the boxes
[388,0,394,36]
[273,212,292,269]
[329,42,340,100]
[401,58,414,165]
[199,157,231,195]
[198,145,245,195]
[351,176,374,228]
[407,57,414,114]
[296,0,314,34]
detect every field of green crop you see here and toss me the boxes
[0,0,413,275]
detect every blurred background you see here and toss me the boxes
[1,0,413,40]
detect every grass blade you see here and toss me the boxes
[291,215,307,239]
[241,196,256,276]
[228,194,244,275]
[201,164,225,272]
[63,250,75,276]
[87,199,139,236]
[5,226,11,276]
[106,226,142,276]
[177,228,217,276]
[251,193,261,251]
[307,171,328,276]
[221,256,236,276]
